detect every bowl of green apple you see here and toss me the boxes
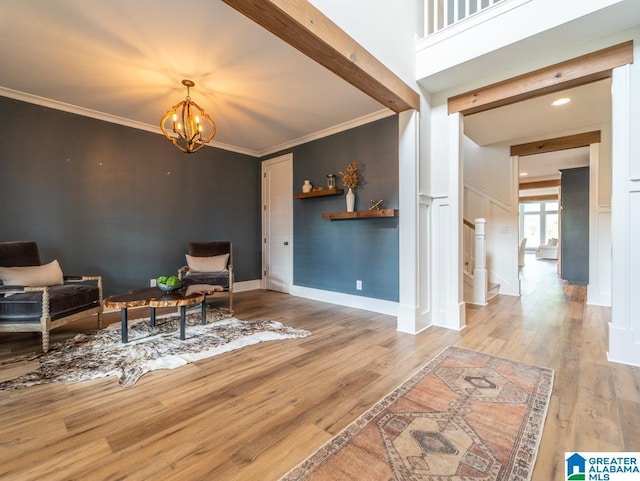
[156,275,184,293]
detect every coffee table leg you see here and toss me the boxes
[180,305,186,340]
[201,296,207,325]
[120,308,128,343]
[150,307,156,327]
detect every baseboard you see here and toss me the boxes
[587,284,611,307]
[608,323,640,367]
[397,303,432,334]
[290,285,398,316]
[234,279,262,293]
[432,301,466,331]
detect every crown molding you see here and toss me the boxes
[0,86,260,157]
[258,108,395,157]
[0,86,161,134]
[1,87,395,159]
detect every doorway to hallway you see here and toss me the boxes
[519,253,562,299]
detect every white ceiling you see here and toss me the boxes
[0,0,388,156]
[464,79,611,147]
[0,1,623,162]
[464,79,610,181]
[519,147,590,182]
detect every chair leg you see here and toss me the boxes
[97,312,103,329]
[42,331,50,353]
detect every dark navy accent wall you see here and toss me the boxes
[0,96,261,296]
[267,115,399,302]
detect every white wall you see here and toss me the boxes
[309,0,420,87]
[463,139,512,203]
[463,138,520,296]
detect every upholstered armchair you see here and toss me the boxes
[0,241,103,352]
[178,241,233,309]
[535,238,558,260]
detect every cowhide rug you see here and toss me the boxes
[0,308,310,390]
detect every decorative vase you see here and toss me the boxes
[346,187,355,212]
[302,180,312,193]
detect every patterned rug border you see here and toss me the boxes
[279,345,555,481]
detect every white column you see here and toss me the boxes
[397,109,424,334]
[609,64,640,366]
[432,112,465,330]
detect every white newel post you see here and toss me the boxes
[472,218,488,306]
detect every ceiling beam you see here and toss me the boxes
[449,41,633,115]
[221,0,420,112]
[520,179,561,190]
[511,131,601,157]
[520,194,559,202]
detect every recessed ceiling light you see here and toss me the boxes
[551,97,571,106]
[519,172,528,177]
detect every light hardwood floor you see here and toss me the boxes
[1,255,639,480]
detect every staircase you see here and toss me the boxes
[463,218,499,305]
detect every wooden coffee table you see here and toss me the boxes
[104,284,223,343]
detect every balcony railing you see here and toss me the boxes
[425,0,505,35]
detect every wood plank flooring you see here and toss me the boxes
[1,255,639,480]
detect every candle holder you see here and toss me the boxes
[326,174,336,189]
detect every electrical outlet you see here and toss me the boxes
[356,280,362,290]
[150,279,157,287]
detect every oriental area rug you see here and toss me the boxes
[0,308,310,390]
[280,346,554,481]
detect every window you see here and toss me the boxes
[519,200,559,249]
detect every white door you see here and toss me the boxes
[262,154,293,293]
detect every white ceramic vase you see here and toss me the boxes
[302,180,312,193]
[346,188,355,212]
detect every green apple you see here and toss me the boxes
[157,275,168,284]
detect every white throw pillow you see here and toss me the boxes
[0,259,64,287]
[185,253,229,272]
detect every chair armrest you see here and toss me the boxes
[83,276,103,303]
[24,286,48,292]
[178,265,189,280]
[63,275,103,305]
[0,284,29,295]
[64,275,84,281]
[0,285,49,296]
[64,275,101,282]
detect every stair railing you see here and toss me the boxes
[425,0,506,35]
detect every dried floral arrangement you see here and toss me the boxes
[340,161,359,189]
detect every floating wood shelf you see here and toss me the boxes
[294,188,344,199]
[322,209,398,220]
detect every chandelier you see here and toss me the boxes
[160,79,216,153]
